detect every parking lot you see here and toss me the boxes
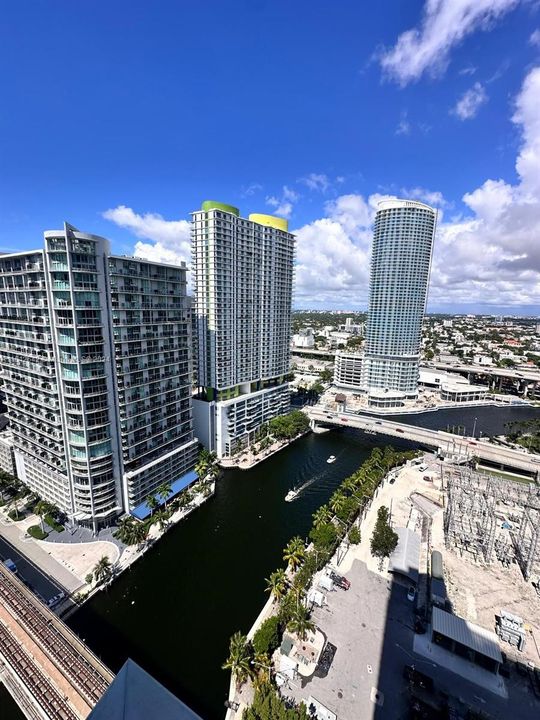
[284,559,415,720]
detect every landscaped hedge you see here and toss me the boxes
[253,615,281,656]
[27,525,48,540]
[44,513,63,532]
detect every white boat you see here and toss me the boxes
[285,488,300,502]
[326,455,336,464]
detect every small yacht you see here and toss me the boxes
[326,455,336,464]
[285,488,300,502]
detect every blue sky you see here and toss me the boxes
[1,1,539,313]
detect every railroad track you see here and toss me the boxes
[0,567,109,705]
[0,621,79,720]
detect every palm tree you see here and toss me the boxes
[156,481,172,508]
[153,509,169,531]
[312,505,331,528]
[329,491,346,516]
[287,605,315,641]
[222,631,251,685]
[133,521,149,548]
[115,516,137,545]
[93,555,113,584]
[34,500,52,532]
[341,477,357,495]
[265,569,288,601]
[146,494,159,516]
[283,536,305,572]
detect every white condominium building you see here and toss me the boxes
[0,223,197,530]
[334,351,363,391]
[191,201,295,457]
[363,199,436,406]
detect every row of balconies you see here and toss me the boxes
[0,343,54,361]
[12,423,63,452]
[0,314,48,325]
[0,328,52,342]
[110,286,182,296]
[10,414,63,442]
[123,394,189,419]
[111,301,185,310]
[109,267,183,281]
[14,438,64,469]
[116,343,186,358]
[3,386,58,410]
[124,424,191,461]
[6,373,57,393]
[9,400,60,425]
[0,261,43,274]
[115,328,188,342]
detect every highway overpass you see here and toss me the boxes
[430,360,540,385]
[306,407,540,478]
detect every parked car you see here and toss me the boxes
[330,571,351,590]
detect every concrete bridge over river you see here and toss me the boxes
[306,406,540,478]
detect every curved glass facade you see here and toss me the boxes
[364,199,436,398]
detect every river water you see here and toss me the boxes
[2,405,539,719]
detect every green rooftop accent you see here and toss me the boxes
[201,201,239,216]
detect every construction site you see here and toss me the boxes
[441,466,540,665]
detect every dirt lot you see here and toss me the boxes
[440,548,540,665]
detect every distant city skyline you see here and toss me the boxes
[1,1,539,313]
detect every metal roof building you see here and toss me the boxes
[88,659,202,720]
[431,608,502,674]
[388,527,420,583]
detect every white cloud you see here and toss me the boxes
[102,205,191,267]
[395,111,411,135]
[378,0,520,86]
[240,182,263,197]
[293,66,540,309]
[401,187,448,208]
[265,185,299,218]
[459,65,477,75]
[452,82,488,119]
[530,29,540,47]
[299,173,331,192]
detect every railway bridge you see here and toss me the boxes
[306,407,540,478]
[0,562,113,719]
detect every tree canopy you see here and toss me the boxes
[370,506,398,564]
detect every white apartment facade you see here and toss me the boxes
[334,351,363,390]
[0,223,197,529]
[192,201,294,457]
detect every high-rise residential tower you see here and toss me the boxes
[191,201,295,457]
[362,199,436,407]
[0,223,197,530]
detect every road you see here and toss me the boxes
[307,407,540,476]
[430,361,540,384]
[0,535,64,604]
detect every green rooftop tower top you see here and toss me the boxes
[201,200,240,216]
